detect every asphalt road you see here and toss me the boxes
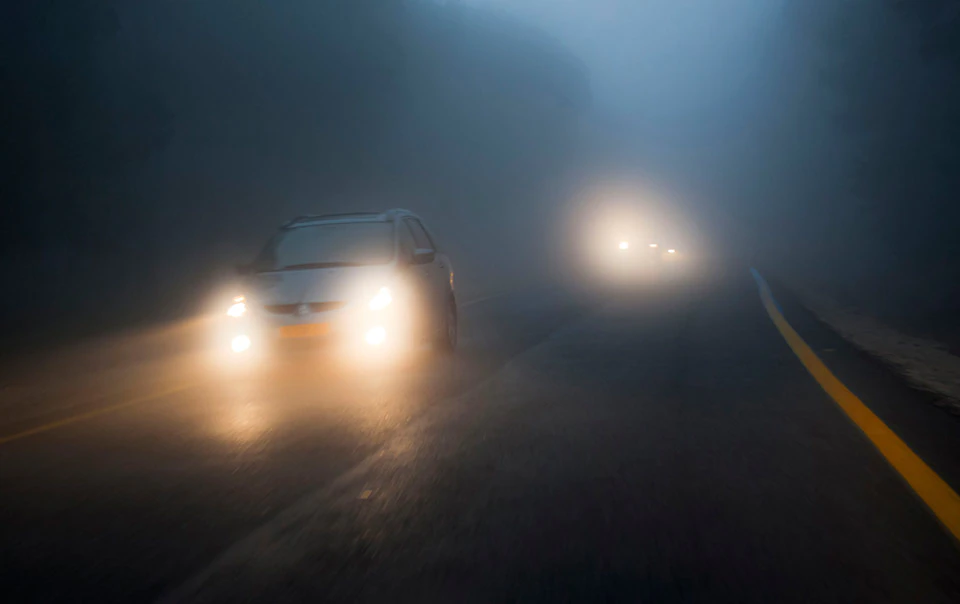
[3,267,960,603]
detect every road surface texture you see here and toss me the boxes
[3,266,960,603]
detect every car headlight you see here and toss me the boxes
[667,249,676,254]
[618,241,629,250]
[231,334,252,352]
[368,287,392,311]
[227,296,247,318]
[364,325,387,346]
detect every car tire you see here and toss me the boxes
[435,296,457,353]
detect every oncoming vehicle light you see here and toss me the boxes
[667,249,676,254]
[649,243,658,248]
[618,241,629,250]
[227,296,247,318]
[368,287,392,311]
[231,334,252,353]
[365,326,387,346]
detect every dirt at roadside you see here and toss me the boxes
[780,278,960,415]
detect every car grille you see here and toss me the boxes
[263,301,347,315]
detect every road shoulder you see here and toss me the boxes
[763,273,960,513]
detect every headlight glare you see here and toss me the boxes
[227,301,247,318]
[365,326,387,346]
[368,287,392,311]
[231,334,251,353]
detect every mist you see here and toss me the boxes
[6,3,960,599]
[471,0,960,346]
[4,0,959,348]
[1,1,588,350]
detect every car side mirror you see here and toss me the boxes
[412,249,435,265]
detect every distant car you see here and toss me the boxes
[599,238,683,285]
[611,238,664,267]
[223,210,457,356]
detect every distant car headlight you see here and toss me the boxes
[227,296,247,318]
[667,249,676,254]
[649,243,658,248]
[618,241,629,250]
[368,287,392,311]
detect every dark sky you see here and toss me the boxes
[470,1,782,116]
[465,1,793,242]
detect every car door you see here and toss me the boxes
[412,219,452,301]
[403,217,445,328]
[398,219,435,333]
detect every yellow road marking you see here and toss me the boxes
[0,383,197,446]
[752,269,960,544]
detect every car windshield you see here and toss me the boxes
[255,221,394,271]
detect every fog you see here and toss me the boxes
[3,1,959,351]
[473,0,960,345]
[2,1,588,350]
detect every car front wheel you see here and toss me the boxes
[435,297,457,353]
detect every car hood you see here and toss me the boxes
[251,265,395,306]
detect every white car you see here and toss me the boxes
[224,210,457,356]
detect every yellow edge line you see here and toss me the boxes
[0,383,197,445]
[753,270,960,544]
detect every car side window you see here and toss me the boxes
[398,221,417,262]
[404,218,435,251]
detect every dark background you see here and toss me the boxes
[722,1,960,344]
[0,1,589,351]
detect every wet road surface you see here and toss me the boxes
[3,268,960,602]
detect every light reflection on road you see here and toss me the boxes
[204,372,275,447]
[203,348,454,451]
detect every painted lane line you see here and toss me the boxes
[751,268,960,545]
[0,383,198,446]
[160,309,592,603]
[460,292,508,308]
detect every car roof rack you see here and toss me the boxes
[282,209,419,228]
[284,212,384,227]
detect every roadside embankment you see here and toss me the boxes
[776,274,960,414]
